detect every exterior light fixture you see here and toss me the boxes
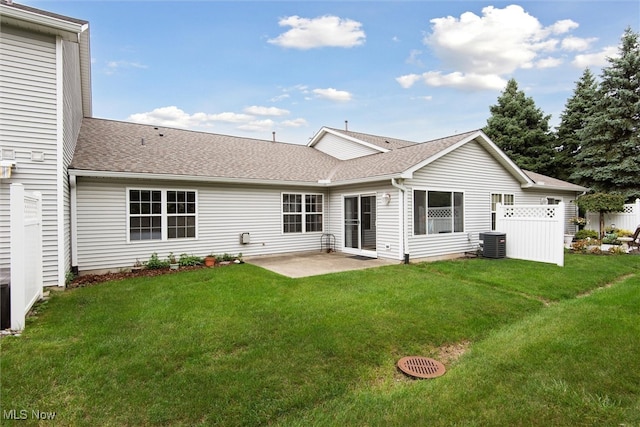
[382,193,391,205]
[0,161,15,179]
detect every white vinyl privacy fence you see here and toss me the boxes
[496,202,565,267]
[10,183,43,330]
[585,199,640,232]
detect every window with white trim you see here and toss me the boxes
[491,193,514,230]
[414,190,464,235]
[282,193,323,233]
[128,189,197,241]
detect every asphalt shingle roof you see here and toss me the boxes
[71,118,585,192]
[70,118,340,183]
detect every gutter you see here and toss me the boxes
[391,178,410,264]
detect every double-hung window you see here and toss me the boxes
[414,189,464,235]
[128,189,197,241]
[282,193,323,233]
[491,193,514,230]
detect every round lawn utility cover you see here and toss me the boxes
[397,356,446,379]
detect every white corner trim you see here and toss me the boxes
[56,36,65,287]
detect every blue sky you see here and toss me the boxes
[26,1,640,144]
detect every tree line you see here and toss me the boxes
[483,27,639,203]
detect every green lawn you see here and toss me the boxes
[1,254,639,426]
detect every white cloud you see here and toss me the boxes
[421,71,507,91]
[561,36,597,51]
[268,15,365,49]
[270,93,290,102]
[547,19,579,35]
[281,118,308,127]
[105,60,147,75]
[403,5,584,90]
[243,106,290,116]
[573,45,619,67]
[313,88,352,102]
[535,57,563,69]
[406,49,424,66]
[128,106,254,129]
[396,74,422,89]
[238,119,275,133]
[127,106,309,136]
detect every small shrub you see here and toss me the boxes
[217,253,234,262]
[65,271,76,286]
[179,253,203,266]
[608,245,627,255]
[617,229,634,237]
[589,247,602,255]
[575,229,598,240]
[146,252,170,270]
[602,234,620,245]
[571,239,590,253]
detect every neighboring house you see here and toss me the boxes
[0,0,91,287]
[1,1,588,281]
[69,119,587,274]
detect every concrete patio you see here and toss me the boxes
[245,251,398,278]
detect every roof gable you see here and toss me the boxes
[307,127,417,160]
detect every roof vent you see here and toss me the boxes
[272,131,276,142]
[345,120,348,131]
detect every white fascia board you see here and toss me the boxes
[325,174,402,187]
[68,169,326,188]
[307,127,330,147]
[79,26,92,117]
[308,127,389,153]
[524,183,589,192]
[0,5,87,39]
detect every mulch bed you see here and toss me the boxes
[68,265,213,289]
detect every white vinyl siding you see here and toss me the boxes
[312,132,382,160]
[0,26,60,286]
[75,178,329,273]
[407,140,524,259]
[61,39,84,279]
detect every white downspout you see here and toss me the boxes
[391,178,410,264]
[70,174,79,275]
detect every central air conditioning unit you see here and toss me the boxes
[479,232,506,259]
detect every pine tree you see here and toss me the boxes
[555,68,599,181]
[571,28,640,201]
[483,78,556,175]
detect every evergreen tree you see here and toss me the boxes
[571,28,640,201]
[555,68,599,181]
[484,78,556,175]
